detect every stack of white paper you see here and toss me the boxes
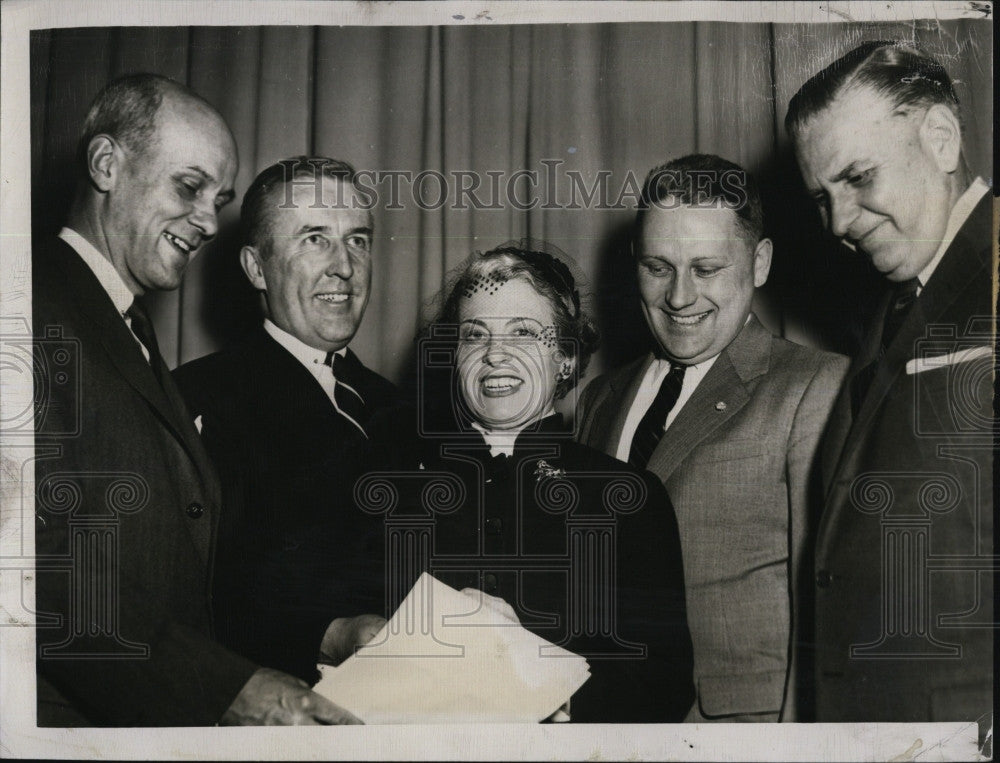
[313,572,591,723]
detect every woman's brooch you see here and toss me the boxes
[533,460,566,481]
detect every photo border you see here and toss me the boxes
[1,1,990,759]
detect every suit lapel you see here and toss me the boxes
[50,239,222,521]
[646,316,770,481]
[95,315,191,439]
[819,386,854,498]
[830,194,992,483]
[820,288,891,492]
[160,366,222,508]
[254,330,343,416]
[345,347,397,422]
[587,354,652,455]
[93,300,222,505]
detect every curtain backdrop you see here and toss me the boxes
[30,21,992,389]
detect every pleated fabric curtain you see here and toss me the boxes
[30,21,991,385]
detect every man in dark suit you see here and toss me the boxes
[577,154,848,721]
[174,157,396,685]
[33,75,359,725]
[787,42,993,730]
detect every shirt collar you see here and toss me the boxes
[656,352,717,373]
[918,177,990,291]
[471,408,560,457]
[58,227,135,316]
[263,319,346,371]
[649,350,719,385]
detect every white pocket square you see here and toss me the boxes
[906,345,993,375]
[194,414,203,434]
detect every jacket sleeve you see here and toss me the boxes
[33,323,258,725]
[570,470,695,722]
[35,577,259,727]
[782,352,850,721]
[621,473,696,721]
[34,427,259,726]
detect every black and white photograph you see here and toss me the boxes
[0,1,994,759]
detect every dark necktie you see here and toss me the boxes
[628,363,686,469]
[126,300,163,384]
[851,278,921,416]
[881,277,920,353]
[324,351,368,437]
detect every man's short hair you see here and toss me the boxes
[240,156,363,256]
[76,73,195,173]
[637,153,763,245]
[785,41,961,138]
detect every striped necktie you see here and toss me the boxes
[628,363,686,469]
[324,351,368,437]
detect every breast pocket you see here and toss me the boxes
[694,438,769,463]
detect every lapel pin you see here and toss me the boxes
[715,401,727,411]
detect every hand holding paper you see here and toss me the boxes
[319,613,388,665]
[221,668,362,726]
[313,573,590,723]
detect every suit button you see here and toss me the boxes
[185,502,204,519]
[485,518,502,536]
[816,569,833,588]
[483,573,498,593]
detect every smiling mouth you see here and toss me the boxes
[481,375,523,396]
[854,223,887,250]
[315,293,351,304]
[666,310,711,326]
[162,231,196,254]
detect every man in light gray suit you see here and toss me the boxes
[578,154,849,721]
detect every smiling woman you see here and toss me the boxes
[443,245,597,434]
[365,243,696,722]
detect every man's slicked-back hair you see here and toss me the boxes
[76,73,193,173]
[785,41,961,139]
[240,156,363,257]
[637,153,763,246]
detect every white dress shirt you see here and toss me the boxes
[58,227,149,362]
[614,353,719,462]
[917,176,990,295]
